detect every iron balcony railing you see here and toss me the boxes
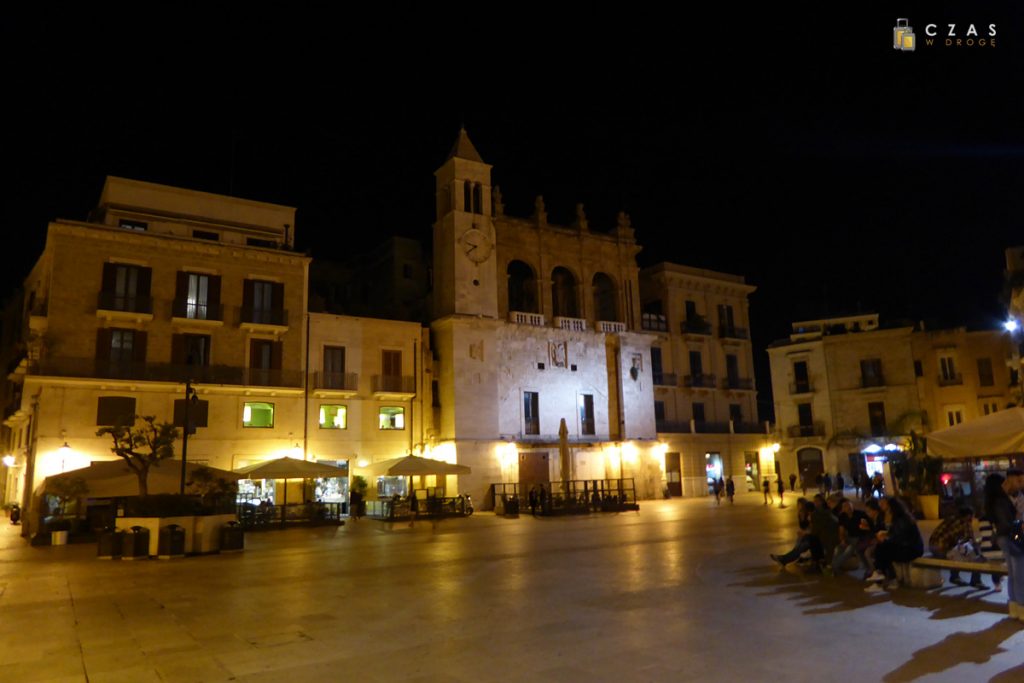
[787,423,825,437]
[372,375,416,393]
[35,357,304,387]
[239,306,288,326]
[652,372,677,387]
[655,419,692,434]
[681,319,712,335]
[937,373,964,387]
[315,371,359,391]
[97,291,153,314]
[789,382,814,394]
[694,421,730,434]
[683,374,717,388]
[171,299,224,321]
[723,377,754,390]
[733,421,767,434]
[718,326,749,340]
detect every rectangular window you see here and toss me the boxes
[718,304,735,328]
[118,219,147,231]
[654,400,665,421]
[978,358,994,387]
[524,391,539,435]
[192,230,219,241]
[243,279,285,325]
[319,404,347,429]
[692,402,705,423]
[379,406,405,430]
[251,339,274,370]
[861,359,884,387]
[797,403,813,427]
[186,274,210,319]
[100,263,152,313]
[793,360,810,392]
[578,394,595,436]
[110,329,135,363]
[726,354,740,385]
[729,403,742,423]
[685,300,697,320]
[913,360,923,377]
[868,401,887,437]
[689,350,703,378]
[946,409,963,426]
[939,356,957,381]
[96,396,136,426]
[382,349,402,377]
[183,334,210,367]
[983,402,999,416]
[322,345,347,389]
[243,402,274,428]
[650,347,663,383]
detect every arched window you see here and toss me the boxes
[507,260,537,313]
[592,272,617,322]
[551,267,578,318]
[472,183,483,215]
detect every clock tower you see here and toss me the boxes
[433,128,499,319]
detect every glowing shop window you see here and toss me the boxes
[243,402,275,428]
[379,406,405,430]
[319,404,347,429]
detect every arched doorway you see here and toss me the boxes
[507,260,538,313]
[592,272,617,322]
[551,267,578,318]
[797,447,824,487]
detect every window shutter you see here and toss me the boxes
[271,341,283,371]
[95,328,112,361]
[101,263,117,293]
[137,267,152,296]
[171,334,186,365]
[207,275,221,307]
[272,282,285,312]
[242,279,254,311]
[175,271,189,301]
[133,331,147,363]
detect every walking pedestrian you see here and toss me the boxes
[823,472,833,495]
[777,476,785,508]
[789,472,797,493]
[836,472,845,493]
[725,476,735,504]
[713,478,723,505]
[763,477,774,505]
[985,471,1024,620]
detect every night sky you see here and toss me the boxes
[4,7,1023,420]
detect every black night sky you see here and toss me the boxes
[4,6,1023,421]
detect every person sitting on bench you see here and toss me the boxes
[929,506,986,588]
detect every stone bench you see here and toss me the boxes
[912,557,1008,576]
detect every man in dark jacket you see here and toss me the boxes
[811,494,840,572]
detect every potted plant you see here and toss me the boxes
[893,431,943,519]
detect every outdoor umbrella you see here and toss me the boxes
[359,455,471,477]
[234,457,346,508]
[41,459,241,498]
[558,417,571,495]
[925,407,1024,458]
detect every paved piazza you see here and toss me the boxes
[2,495,1023,682]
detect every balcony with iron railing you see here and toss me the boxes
[718,326,749,340]
[787,423,825,438]
[172,299,224,322]
[315,371,359,392]
[733,421,768,434]
[641,313,668,332]
[723,377,754,390]
[694,421,730,434]
[860,375,886,388]
[789,382,814,395]
[655,419,692,434]
[652,372,678,387]
[681,319,712,335]
[683,374,717,388]
[372,375,416,396]
[239,306,288,327]
[34,357,304,387]
[97,291,153,315]
[937,373,964,387]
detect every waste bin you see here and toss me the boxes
[122,526,150,560]
[504,495,520,518]
[219,521,244,553]
[97,527,123,559]
[158,524,186,559]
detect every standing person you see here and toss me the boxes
[854,473,862,500]
[865,496,924,593]
[789,472,797,493]
[801,474,808,497]
[777,476,785,508]
[985,471,1024,619]
[528,486,539,517]
[836,472,845,494]
[762,477,774,506]
[725,476,735,504]
[713,478,723,505]
[823,472,833,496]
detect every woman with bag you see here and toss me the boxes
[984,471,1024,619]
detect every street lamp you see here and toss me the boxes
[180,380,198,494]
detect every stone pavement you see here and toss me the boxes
[1,494,1023,682]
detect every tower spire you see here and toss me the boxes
[447,127,484,163]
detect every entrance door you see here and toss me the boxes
[797,447,824,486]
[519,451,550,496]
[705,452,723,494]
[665,452,682,497]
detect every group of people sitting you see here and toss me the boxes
[770,492,926,593]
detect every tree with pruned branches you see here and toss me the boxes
[96,415,179,496]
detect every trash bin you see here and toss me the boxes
[97,527,123,560]
[122,526,151,560]
[505,495,520,518]
[219,521,244,553]
[158,524,186,559]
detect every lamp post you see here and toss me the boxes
[1005,319,1023,406]
[180,380,197,494]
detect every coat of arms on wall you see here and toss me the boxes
[630,353,643,380]
[549,341,568,368]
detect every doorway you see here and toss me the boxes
[519,451,551,496]
[665,452,682,497]
[797,447,824,486]
[705,452,723,494]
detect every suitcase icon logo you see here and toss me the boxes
[894,18,915,51]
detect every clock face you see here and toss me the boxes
[460,228,493,264]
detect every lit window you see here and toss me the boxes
[243,402,274,428]
[319,405,347,429]
[379,406,405,430]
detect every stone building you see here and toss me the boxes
[769,313,1016,484]
[429,130,663,503]
[638,263,771,496]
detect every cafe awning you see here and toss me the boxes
[359,455,471,477]
[926,407,1024,458]
[235,456,347,480]
[41,459,242,498]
